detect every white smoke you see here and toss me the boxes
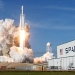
[0,19,34,63]
[0,18,55,63]
[33,42,55,63]
[0,56,14,63]
[0,19,14,44]
[34,52,54,64]
[9,46,33,62]
[34,42,55,64]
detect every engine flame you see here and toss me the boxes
[20,30,25,49]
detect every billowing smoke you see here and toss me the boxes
[9,46,33,63]
[34,42,55,64]
[0,19,15,56]
[0,56,14,62]
[0,18,54,63]
[34,52,54,64]
[0,19,34,63]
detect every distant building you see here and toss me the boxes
[48,40,75,70]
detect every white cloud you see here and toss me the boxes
[0,0,4,9]
[26,20,75,30]
[52,25,75,30]
[44,6,75,11]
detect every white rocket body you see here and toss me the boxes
[19,6,25,49]
[20,6,25,29]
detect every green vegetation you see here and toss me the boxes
[0,71,75,75]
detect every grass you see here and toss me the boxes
[0,71,75,75]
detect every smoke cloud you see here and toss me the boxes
[34,52,54,64]
[0,18,34,63]
[0,18,54,63]
[9,46,34,63]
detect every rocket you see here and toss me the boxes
[19,6,25,29]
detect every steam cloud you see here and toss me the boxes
[34,52,54,64]
[0,18,54,63]
[0,19,34,63]
[9,46,34,62]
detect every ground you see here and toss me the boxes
[0,71,75,75]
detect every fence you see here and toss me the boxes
[48,55,75,70]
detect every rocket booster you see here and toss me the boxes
[20,6,25,29]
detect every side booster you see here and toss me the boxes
[20,6,25,29]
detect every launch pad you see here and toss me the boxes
[0,62,47,71]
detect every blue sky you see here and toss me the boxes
[0,0,75,57]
